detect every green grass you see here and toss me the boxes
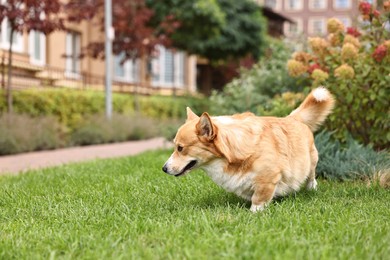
[1,150,389,259]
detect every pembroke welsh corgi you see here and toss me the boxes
[162,87,335,212]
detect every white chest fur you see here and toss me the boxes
[201,160,254,201]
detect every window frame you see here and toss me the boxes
[264,0,282,10]
[333,0,351,10]
[65,31,81,78]
[29,30,46,66]
[285,0,303,11]
[114,53,140,83]
[0,18,24,53]
[151,46,185,88]
[308,17,326,35]
[284,18,303,36]
[309,0,327,10]
[336,16,352,28]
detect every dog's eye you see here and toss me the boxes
[177,145,183,152]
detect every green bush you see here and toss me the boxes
[287,7,390,149]
[0,89,209,132]
[0,114,64,155]
[139,95,210,119]
[0,89,209,154]
[158,118,184,141]
[70,114,161,146]
[315,131,389,181]
[209,39,309,115]
[256,92,304,117]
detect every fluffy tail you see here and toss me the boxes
[289,87,335,132]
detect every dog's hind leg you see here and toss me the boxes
[306,145,318,190]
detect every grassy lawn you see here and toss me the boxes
[1,150,389,259]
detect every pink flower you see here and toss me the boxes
[372,45,387,62]
[346,27,361,38]
[359,2,372,15]
[307,63,321,74]
[373,10,380,18]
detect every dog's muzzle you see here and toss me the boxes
[162,160,197,177]
[162,164,168,173]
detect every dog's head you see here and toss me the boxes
[162,107,224,177]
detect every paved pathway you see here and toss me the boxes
[0,138,172,175]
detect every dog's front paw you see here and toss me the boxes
[250,203,265,213]
[306,179,318,190]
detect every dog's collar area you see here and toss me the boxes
[175,160,197,177]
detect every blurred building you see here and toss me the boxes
[255,0,374,38]
[0,19,197,95]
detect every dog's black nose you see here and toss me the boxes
[162,165,168,173]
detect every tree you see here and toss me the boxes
[0,0,64,113]
[148,0,267,62]
[66,0,266,63]
[65,0,179,61]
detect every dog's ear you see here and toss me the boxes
[196,112,216,141]
[186,107,199,122]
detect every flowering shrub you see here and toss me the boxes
[287,1,390,149]
[210,39,308,115]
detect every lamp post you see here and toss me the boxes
[104,0,113,119]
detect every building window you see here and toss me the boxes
[284,18,303,36]
[333,0,351,9]
[264,0,282,10]
[114,53,139,83]
[65,31,81,76]
[337,17,351,28]
[29,31,46,66]
[285,0,303,11]
[152,46,185,88]
[0,19,24,52]
[309,0,327,10]
[309,18,326,35]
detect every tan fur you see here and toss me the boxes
[163,87,335,212]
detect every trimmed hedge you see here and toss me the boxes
[0,114,64,155]
[0,89,209,131]
[0,113,182,154]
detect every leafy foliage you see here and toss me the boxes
[70,114,159,146]
[315,131,390,181]
[0,89,208,132]
[65,0,178,60]
[0,112,176,154]
[0,0,64,34]
[209,40,307,115]
[0,89,207,154]
[147,0,225,53]
[0,114,64,155]
[149,0,267,61]
[0,0,65,113]
[287,2,390,149]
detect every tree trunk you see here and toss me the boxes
[6,28,15,114]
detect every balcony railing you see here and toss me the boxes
[0,55,177,95]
